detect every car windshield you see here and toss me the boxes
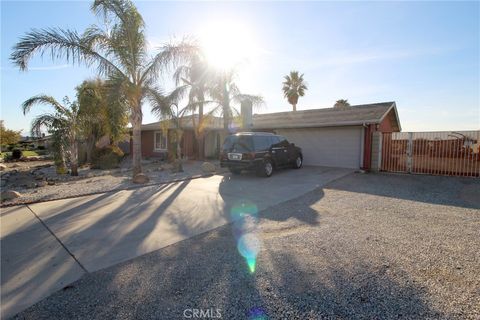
[222,135,254,152]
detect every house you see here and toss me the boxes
[135,115,226,160]
[252,101,401,170]
[137,101,401,169]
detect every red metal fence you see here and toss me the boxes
[381,131,480,177]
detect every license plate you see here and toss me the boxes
[228,153,242,160]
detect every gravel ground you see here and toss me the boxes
[1,160,224,206]
[13,173,480,319]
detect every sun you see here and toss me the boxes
[199,21,255,70]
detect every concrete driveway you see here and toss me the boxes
[1,166,351,318]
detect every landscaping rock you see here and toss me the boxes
[25,182,37,189]
[37,181,47,187]
[11,163,21,168]
[1,190,21,201]
[201,162,216,173]
[0,164,6,171]
[133,173,150,184]
[161,163,174,171]
[47,181,56,186]
[0,179,6,187]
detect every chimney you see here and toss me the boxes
[241,100,253,130]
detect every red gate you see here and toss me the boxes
[381,131,480,177]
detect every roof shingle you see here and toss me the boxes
[252,102,397,129]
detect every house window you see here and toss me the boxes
[154,131,167,151]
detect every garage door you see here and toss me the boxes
[276,127,364,169]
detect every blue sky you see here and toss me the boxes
[1,0,479,134]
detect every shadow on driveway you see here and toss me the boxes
[326,172,480,209]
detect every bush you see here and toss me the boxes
[37,145,45,150]
[91,145,124,170]
[7,144,17,151]
[11,149,22,160]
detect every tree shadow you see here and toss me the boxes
[326,172,480,209]
[13,207,447,319]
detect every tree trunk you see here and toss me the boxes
[176,129,183,172]
[70,139,79,176]
[131,107,143,176]
[293,103,297,112]
[197,94,205,160]
[86,136,95,164]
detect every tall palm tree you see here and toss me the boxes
[157,38,210,159]
[282,71,307,112]
[11,0,167,176]
[22,95,81,176]
[334,99,350,108]
[209,69,264,130]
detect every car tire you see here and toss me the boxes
[229,168,242,175]
[293,155,303,169]
[257,159,274,177]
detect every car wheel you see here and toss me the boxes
[293,155,303,169]
[229,168,242,175]
[258,159,273,177]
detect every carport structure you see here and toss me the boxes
[252,102,401,170]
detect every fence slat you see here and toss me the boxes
[380,130,479,178]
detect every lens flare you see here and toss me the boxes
[248,307,268,320]
[230,200,261,273]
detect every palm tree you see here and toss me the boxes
[22,95,81,176]
[147,87,189,172]
[334,99,350,108]
[157,38,210,159]
[11,0,167,176]
[76,79,128,163]
[209,69,264,130]
[282,71,307,111]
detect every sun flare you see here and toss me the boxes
[199,21,255,70]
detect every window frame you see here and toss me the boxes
[154,131,168,151]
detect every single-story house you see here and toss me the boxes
[136,101,401,169]
[252,101,401,169]
[134,115,226,160]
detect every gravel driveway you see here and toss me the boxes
[13,173,480,319]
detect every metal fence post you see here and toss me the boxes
[407,132,413,173]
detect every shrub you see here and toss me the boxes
[11,149,22,160]
[37,145,45,150]
[91,145,124,170]
[7,144,17,151]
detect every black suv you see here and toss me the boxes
[220,132,303,177]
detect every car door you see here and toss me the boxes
[271,135,288,166]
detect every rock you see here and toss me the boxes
[0,164,6,171]
[133,173,150,184]
[47,181,56,186]
[25,182,37,189]
[37,181,47,187]
[1,190,22,201]
[11,163,21,168]
[201,162,216,173]
[161,163,174,171]
[35,175,45,181]
[0,179,6,187]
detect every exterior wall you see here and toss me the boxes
[378,109,397,133]
[276,126,364,169]
[370,131,382,172]
[141,130,167,159]
[182,130,195,159]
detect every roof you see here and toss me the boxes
[140,114,223,131]
[252,101,401,131]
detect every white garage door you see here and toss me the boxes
[276,127,364,169]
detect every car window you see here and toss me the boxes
[270,136,281,146]
[222,135,254,152]
[253,136,272,151]
[278,136,290,147]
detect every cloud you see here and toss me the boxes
[28,64,71,71]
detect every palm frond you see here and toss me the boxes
[21,94,67,115]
